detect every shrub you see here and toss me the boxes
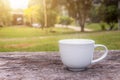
[57,16,74,25]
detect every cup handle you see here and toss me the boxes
[92,44,108,64]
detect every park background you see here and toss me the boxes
[0,0,120,52]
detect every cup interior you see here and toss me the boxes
[59,39,95,45]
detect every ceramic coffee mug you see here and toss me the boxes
[59,39,108,71]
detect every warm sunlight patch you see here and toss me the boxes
[9,0,29,9]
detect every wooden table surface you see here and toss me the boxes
[0,51,120,80]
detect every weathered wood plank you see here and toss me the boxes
[0,51,119,80]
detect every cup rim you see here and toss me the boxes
[59,39,95,45]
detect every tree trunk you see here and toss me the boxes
[79,18,85,32]
[80,24,85,32]
[43,0,47,28]
[118,1,120,30]
[118,19,120,30]
[31,16,33,26]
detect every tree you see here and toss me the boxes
[60,0,92,32]
[24,0,42,26]
[89,5,101,23]
[105,5,118,30]
[0,0,12,26]
[98,0,118,30]
[118,1,120,30]
[25,0,58,28]
[24,5,40,26]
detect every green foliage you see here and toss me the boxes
[118,8,120,18]
[57,16,74,25]
[105,5,118,24]
[0,0,12,26]
[24,5,41,26]
[60,0,92,32]
[98,0,118,30]
[99,22,106,30]
[47,10,57,27]
[89,6,100,23]
[25,0,58,28]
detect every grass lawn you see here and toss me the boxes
[0,26,120,52]
[86,23,118,31]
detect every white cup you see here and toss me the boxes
[59,39,108,71]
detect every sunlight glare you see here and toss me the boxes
[9,0,29,9]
